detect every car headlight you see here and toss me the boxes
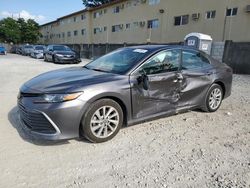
[34,92,83,103]
[55,54,64,57]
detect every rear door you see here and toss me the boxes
[178,49,214,108]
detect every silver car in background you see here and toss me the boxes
[21,45,33,56]
[30,45,45,59]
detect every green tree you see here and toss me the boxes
[0,17,21,43]
[0,17,41,44]
[82,0,114,7]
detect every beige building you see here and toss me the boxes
[39,0,250,45]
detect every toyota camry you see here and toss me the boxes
[18,45,232,143]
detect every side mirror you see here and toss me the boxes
[137,71,149,90]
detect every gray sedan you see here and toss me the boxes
[18,45,232,143]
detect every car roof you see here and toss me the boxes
[125,45,195,52]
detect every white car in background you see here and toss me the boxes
[30,45,45,59]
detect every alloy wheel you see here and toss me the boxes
[208,88,222,110]
[90,106,119,138]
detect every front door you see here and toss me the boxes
[130,49,182,119]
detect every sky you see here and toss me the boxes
[0,0,85,25]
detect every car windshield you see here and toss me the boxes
[53,45,71,51]
[24,46,33,48]
[85,48,150,74]
[35,46,44,50]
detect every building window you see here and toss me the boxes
[67,18,71,23]
[206,10,216,19]
[133,21,139,28]
[226,8,238,16]
[174,15,189,26]
[94,11,102,18]
[81,29,86,35]
[94,27,102,34]
[149,0,160,5]
[104,26,107,31]
[126,2,132,8]
[60,20,65,25]
[58,34,61,38]
[112,24,123,32]
[67,31,71,37]
[62,32,65,38]
[73,17,78,22]
[81,14,86,20]
[126,23,131,29]
[113,6,120,13]
[104,9,107,14]
[74,30,78,36]
[148,19,159,29]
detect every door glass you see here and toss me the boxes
[140,50,181,75]
[182,50,210,70]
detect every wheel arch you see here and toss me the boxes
[214,80,226,98]
[79,93,129,137]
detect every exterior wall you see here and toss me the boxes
[211,42,225,62]
[39,0,250,45]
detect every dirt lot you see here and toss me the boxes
[0,54,250,188]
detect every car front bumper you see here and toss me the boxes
[54,56,81,64]
[17,97,90,140]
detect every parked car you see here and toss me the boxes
[18,45,233,143]
[30,45,45,59]
[16,45,23,54]
[0,46,7,55]
[43,45,81,64]
[10,46,18,54]
[21,45,33,56]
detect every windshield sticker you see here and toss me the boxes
[133,49,148,53]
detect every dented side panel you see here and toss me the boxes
[130,72,181,119]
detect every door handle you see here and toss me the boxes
[173,73,183,83]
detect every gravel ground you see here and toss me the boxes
[0,54,250,188]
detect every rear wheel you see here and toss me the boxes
[203,84,223,112]
[81,99,123,143]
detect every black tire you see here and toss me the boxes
[52,55,55,63]
[202,83,223,112]
[44,54,48,62]
[81,99,123,143]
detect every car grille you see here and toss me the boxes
[63,55,74,58]
[18,102,56,134]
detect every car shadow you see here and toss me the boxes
[8,106,80,146]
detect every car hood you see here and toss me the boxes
[21,67,121,93]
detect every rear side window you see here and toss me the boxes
[182,50,210,70]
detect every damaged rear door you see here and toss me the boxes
[130,49,182,119]
[178,49,214,108]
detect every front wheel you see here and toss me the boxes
[203,84,223,112]
[81,99,123,143]
[44,54,48,62]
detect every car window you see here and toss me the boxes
[139,49,181,75]
[86,48,150,74]
[182,50,210,70]
[53,45,71,51]
[35,46,44,50]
